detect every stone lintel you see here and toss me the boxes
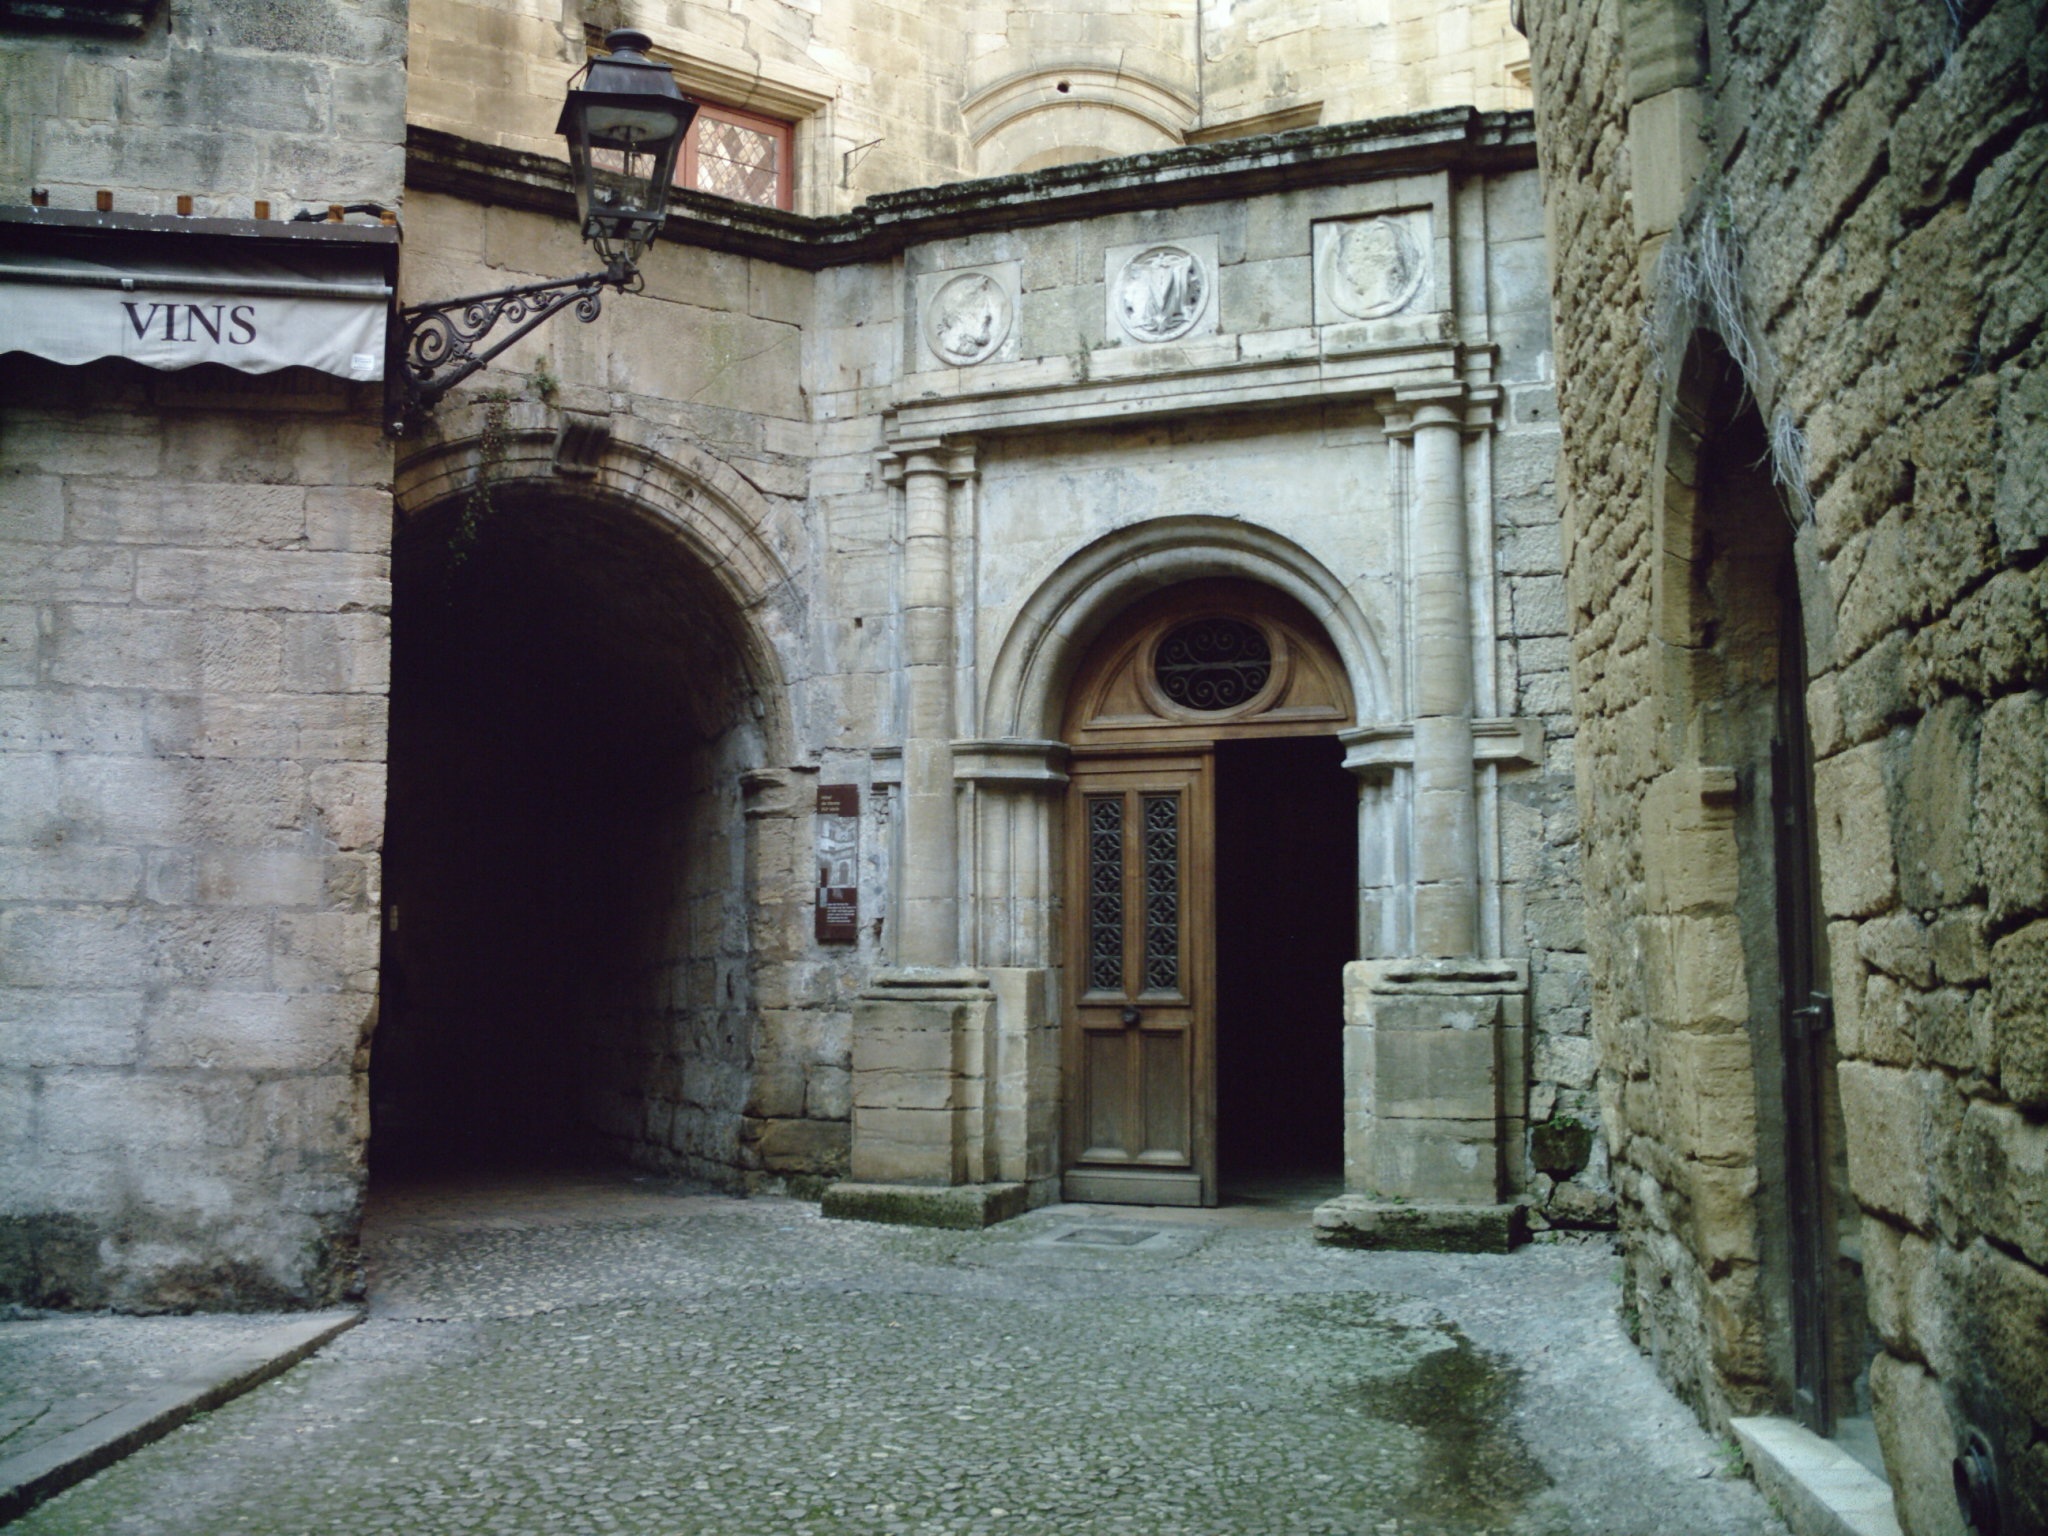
[820,1181,1029,1231]
[1310,1195,1525,1253]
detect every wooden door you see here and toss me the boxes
[1062,755,1214,1206]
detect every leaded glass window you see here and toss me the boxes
[677,102,793,211]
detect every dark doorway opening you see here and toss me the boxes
[374,491,759,1183]
[1212,734,1355,1192]
[1687,335,1874,1458]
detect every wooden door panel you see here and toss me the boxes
[1139,1029,1189,1160]
[1082,1029,1132,1161]
[1063,756,1212,1205]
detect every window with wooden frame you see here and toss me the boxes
[677,101,793,211]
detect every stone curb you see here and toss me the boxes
[0,1310,361,1526]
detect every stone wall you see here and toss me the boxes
[1,0,406,215]
[407,0,1532,209]
[1522,0,2047,1525]
[0,0,405,1308]
[0,360,393,1308]
[398,114,1590,1219]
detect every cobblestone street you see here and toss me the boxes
[12,1174,1790,1536]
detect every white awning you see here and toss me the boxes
[0,247,390,381]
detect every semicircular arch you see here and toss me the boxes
[395,403,803,762]
[981,516,1392,743]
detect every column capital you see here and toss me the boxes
[1381,385,1500,437]
[879,436,976,484]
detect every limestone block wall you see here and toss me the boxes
[1,0,406,216]
[1196,0,1531,132]
[402,113,1588,1214]
[1523,0,2047,1524]
[409,0,1532,212]
[0,360,393,1309]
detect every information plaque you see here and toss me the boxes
[815,783,860,943]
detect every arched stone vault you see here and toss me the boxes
[395,400,806,766]
[383,402,818,1187]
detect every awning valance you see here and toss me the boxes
[0,246,390,381]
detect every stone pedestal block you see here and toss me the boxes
[848,968,997,1189]
[1324,957,1530,1246]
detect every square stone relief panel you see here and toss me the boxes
[911,260,1023,374]
[1102,233,1221,346]
[1312,210,1437,327]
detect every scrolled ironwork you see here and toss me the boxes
[1088,796,1125,992]
[1154,616,1272,711]
[390,259,639,431]
[1141,793,1179,992]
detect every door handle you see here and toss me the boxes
[1120,1005,1142,1026]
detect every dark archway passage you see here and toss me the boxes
[374,489,764,1183]
[1213,733,1355,1187]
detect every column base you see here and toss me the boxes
[820,1181,1029,1231]
[1310,1193,1526,1253]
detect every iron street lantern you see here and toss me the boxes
[556,29,698,267]
[390,28,698,430]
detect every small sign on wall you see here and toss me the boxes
[816,784,860,944]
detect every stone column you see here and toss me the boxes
[894,444,960,968]
[827,441,1025,1231]
[1409,401,1481,957]
[1318,392,1529,1254]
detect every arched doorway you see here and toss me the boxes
[1059,578,1357,1205]
[373,479,772,1184]
[1661,334,1874,1451]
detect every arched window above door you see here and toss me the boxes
[1062,579,1353,746]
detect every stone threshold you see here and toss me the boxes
[1310,1194,1525,1252]
[821,1181,1029,1231]
[0,1310,360,1524]
[1731,1415,1903,1536]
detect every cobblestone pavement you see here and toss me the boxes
[12,1172,1791,1536]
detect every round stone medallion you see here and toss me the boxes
[1327,217,1427,320]
[1112,245,1209,343]
[925,271,1012,366]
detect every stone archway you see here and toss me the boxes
[375,410,806,1187]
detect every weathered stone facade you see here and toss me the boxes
[2,0,1598,1307]
[1,0,404,1307]
[1520,0,2046,1527]
[408,0,1534,204]
[390,103,1589,1236]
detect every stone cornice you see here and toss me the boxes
[404,108,1537,272]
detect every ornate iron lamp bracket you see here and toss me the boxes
[386,258,640,434]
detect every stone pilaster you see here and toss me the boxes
[1319,392,1529,1253]
[831,442,1025,1228]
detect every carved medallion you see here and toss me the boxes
[1327,217,1427,320]
[1112,244,1208,343]
[925,271,1012,366]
